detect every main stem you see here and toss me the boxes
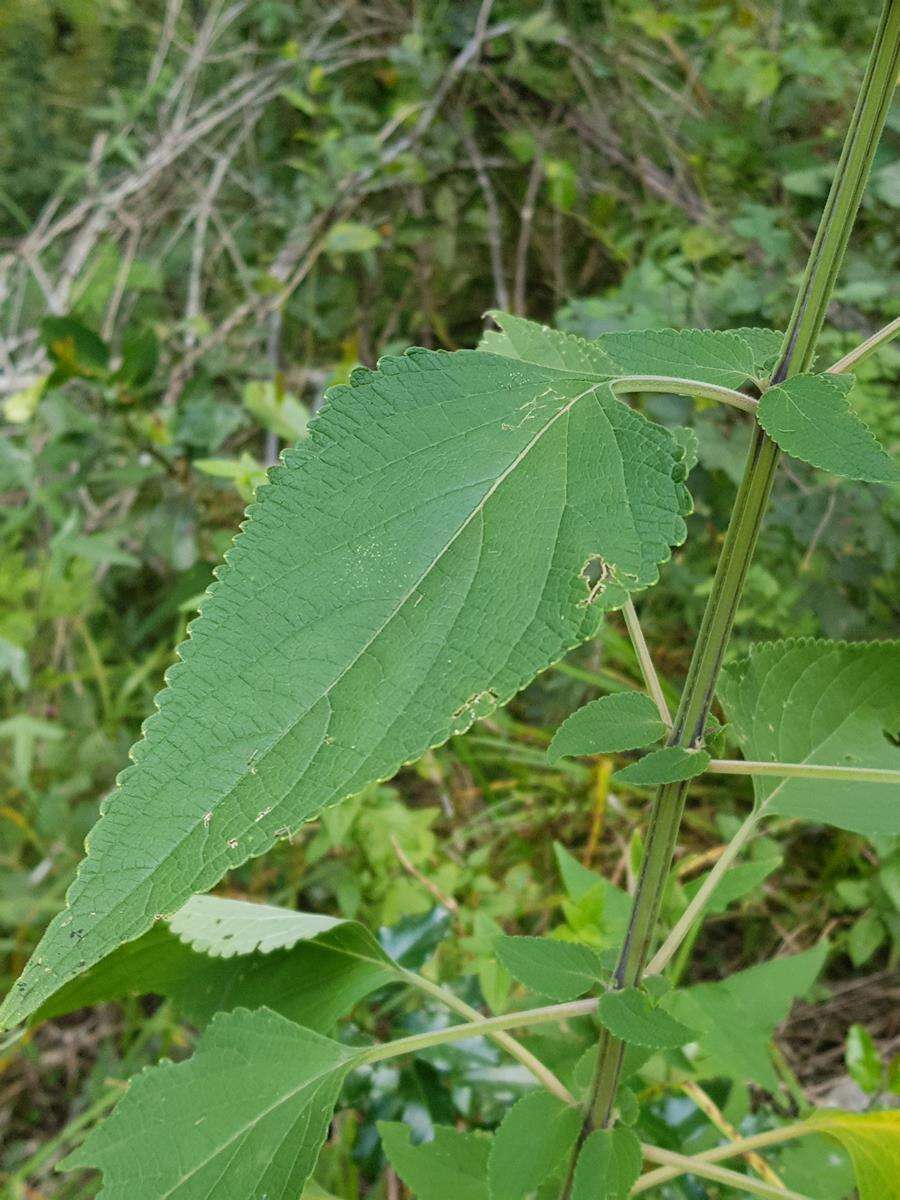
[577,0,900,1141]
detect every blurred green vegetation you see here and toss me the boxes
[0,1,897,1195]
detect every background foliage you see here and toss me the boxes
[0,1,897,1196]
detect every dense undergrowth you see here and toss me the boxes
[0,2,897,1196]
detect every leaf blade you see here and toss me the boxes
[612,745,710,787]
[496,936,604,1001]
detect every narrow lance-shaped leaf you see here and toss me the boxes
[547,691,665,763]
[757,372,899,483]
[30,895,398,1032]
[1,348,689,1028]
[62,1007,361,1200]
[718,638,900,835]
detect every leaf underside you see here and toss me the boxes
[30,896,397,1032]
[718,638,900,835]
[62,1007,358,1200]
[809,1110,900,1200]
[2,348,689,1028]
[757,372,899,483]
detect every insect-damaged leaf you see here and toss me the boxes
[718,638,900,835]
[547,691,665,762]
[757,372,899,483]
[61,1007,360,1200]
[1,348,689,1028]
[29,896,398,1032]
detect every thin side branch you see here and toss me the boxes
[827,314,900,374]
[637,1144,812,1200]
[621,598,672,726]
[707,759,900,784]
[610,376,758,414]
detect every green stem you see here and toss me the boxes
[632,1122,816,1193]
[610,375,757,413]
[707,759,900,784]
[400,969,575,1103]
[637,1144,813,1200]
[577,0,900,1141]
[646,807,761,976]
[828,314,900,374]
[621,597,672,725]
[361,996,597,1066]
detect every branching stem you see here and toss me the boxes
[637,1145,812,1200]
[569,0,900,1158]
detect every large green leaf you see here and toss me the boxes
[488,1091,581,1200]
[30,895,397,1031]
[718,638,900,835]
[62,1007,360,1199]
[1,348,689,1029]
[665,943,828,1090]
[379,1122,491,1200]
[547,691,665,762]
[757,372,899,483]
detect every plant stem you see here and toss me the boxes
[637,1144,813,1200]
[827,314,900,374]
[610,375,757,413]
[401,969,575,1103]
[632,1121,815,1192]
[621,598,672,725]
[361,996,597,1066]
[576,0,900,1143]
[707,759,900,784]
[646,808,761,976]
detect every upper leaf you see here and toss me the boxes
[480,310,618,376]
[718,638,900,835]
[757,372,899,483]
[488,1091,581,1200]
[1,348,689,1029]
[379,1122,491,1200]
[31,895,397,1031]
[496,935,604,1001]
[547,691,665,763]
[481,312,764,389]
[62,1007,360,1199]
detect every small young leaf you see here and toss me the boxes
[488,1092,581,1200]
[808,1110,900,1200]
[570,1126,642,1200]
[612,745,709,787]
[718,638,900,835]
[61,1007,359,1199]
[30,896,397,1032]
[596,986,696,1048]
[845,1024,883,1094]
[757,373,899,483]
[731,326,784,378]
[379,1121,491,1200]
[664,943,827,1090]
[496,936,604,1001]
[553,844,632,945]
[547,692,665,763]
[481,310,617,376]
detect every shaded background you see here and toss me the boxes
[0,1,897,1195]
